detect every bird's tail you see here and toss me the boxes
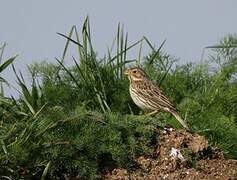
[170,110,190,130]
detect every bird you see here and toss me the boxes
[124,67,190,130]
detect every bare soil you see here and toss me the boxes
[104,128,237,180]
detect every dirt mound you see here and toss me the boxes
[104,128,237,179]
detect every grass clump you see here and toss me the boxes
[0,18,237,179]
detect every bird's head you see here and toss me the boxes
[124,67,148,82]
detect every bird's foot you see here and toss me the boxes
[144,110,160,117]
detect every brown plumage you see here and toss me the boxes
[124,67,190,130]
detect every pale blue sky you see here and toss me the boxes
[0,0,237,96]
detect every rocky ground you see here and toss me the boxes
[103,128,237,180]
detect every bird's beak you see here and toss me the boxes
[124,69,129,75]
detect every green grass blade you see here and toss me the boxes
[0,54,18,73]
[57,32,83,48]
[107,38,143,65]
[137,38,144,66]
[158,62,173,86]
[41,161,51,180]
[0,139,8,154]
[58,26,75,63]
[33,103,47,119]
[205,44,237,49]
[22,96,35,115]
[147,39,166,66]
[55,58,80,88]
[0,43,7,63]
[143,36,156,52]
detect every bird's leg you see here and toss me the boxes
[145,110,160,117]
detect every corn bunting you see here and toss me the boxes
[124,67,190,130]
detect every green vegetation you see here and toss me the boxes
[0,18,237,179]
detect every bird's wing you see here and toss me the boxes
[136,80,176,110]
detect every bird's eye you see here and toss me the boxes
[133,70,137,73]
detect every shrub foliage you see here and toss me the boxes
[0,18,237,179]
